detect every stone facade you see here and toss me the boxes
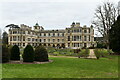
[8,22,95,49]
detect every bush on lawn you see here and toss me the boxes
[53,52,58,56]
[35,46,48,62]
[78,49,89,58]
[10,45,20,60]
[100,49,109,57]
[23,45,34,62]
[94,49,109,59]
[94,49,101,59]
[2,45,10,63]
[74,49,81,53]
[108,49,114,55]
[47,47,56,54]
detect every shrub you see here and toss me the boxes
[2,45,10,63]
[96,43,107,48]
[53,52,58,56]
[74,49,81,53]
[78,49,89,58]
[23,45,34,62]
[47,47,56,54]
[108,50,114,54]
[100,49,109,57]
[35,46,48,62]
[94,49,109,59]
[10,45,20,60]
[94,49,101,59]
[48,48,75,56]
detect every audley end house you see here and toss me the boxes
[8,22,95,49]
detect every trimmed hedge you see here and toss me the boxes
[35,46,48,62]
[23,45,34,62]
[10,45,20,60]
[2,45,9,63]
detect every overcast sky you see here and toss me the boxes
[0,0,119,34]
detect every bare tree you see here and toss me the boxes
[92,2,118,50]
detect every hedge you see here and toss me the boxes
[2,45,9,63]
[10,45,20,60]
[35,46,49,62]
[23,45,34,62]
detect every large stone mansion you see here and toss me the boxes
[8,22,95,49]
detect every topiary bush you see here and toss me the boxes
[23,45,34,62]
[35,46,48,62]
[10,45,20,60]
[2,45,10,63]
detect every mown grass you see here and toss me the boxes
[0,64,2,79]
[2,55,118,78]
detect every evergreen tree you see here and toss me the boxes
[23,45,34,62]
[10,45,20,60]
[35,46,49,62]
[2,45,9,63]
[2,32,8,45]
[109,15,120,53]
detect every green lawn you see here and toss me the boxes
[0,64,2,79]
[2,55,118,78]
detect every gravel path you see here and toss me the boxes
[5,60,53,64]
[88,49,96,59]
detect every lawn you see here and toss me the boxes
[2,55,118,78]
